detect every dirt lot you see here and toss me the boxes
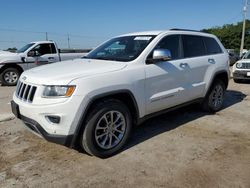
[0,80,250,188]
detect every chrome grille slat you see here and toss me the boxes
[15,81,37,103]
[27,86,33,102]
[242,63,250,69]
[20,84,26,99]
[17,82,23,97]
[22,84,28,100]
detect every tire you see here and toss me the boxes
[202,80,226,113]
[80,99,133,158]
[1,67,20,86]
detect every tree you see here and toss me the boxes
[202,20,250,50]
[5,47,17,52]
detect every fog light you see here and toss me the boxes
[46,115,61,124]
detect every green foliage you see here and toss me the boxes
[202,20,250,50]
[5,47,17,52]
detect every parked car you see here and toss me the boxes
[11,29,229,158]
[0,41,88,86]
[227,49,239,66]
[232,51,250,82]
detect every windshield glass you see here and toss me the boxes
[243,51,250,59]
[84,35,156,62]
[16,43,35,53]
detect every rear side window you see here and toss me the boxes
[182,35,206,58]
[50,44,57,54]
[203,37,222,55]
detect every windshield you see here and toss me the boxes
[16,43,35,53]
[243,51,250,59]
[84,35,156,62]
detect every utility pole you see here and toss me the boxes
[240,0,248,57]
[67,33,70,49]
[45,32,48,41]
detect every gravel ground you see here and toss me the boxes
[0,80,250,188]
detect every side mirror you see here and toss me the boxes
[21,57,26,63]
[153,49,172,61]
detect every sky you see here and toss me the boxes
[0,0,246,50]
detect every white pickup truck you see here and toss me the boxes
[0,41,88,86]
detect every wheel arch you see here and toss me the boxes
[70,89,140,148]
[211,70,229,89]
[206,70,229,97]
[0,63,24,75]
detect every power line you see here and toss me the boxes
[0,28,109,39]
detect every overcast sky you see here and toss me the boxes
[0,0,245,50]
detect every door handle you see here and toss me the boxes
[48,57,55,60]
[208,58,216,64]
[179,63,188,68]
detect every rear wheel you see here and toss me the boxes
[1,67,20,86]
[202,80,226,112]
[80,99,132,158]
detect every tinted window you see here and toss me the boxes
[203,37,222,55]
[32,43,56,55]
[182,35,206,58]
[155,35,181,60]
[50,44,57,54]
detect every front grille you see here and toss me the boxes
[16,81,37,103]
[242,63,250,69]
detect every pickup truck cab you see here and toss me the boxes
[12,29,229,158]
[0,41,87,86]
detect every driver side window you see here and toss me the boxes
[155,35,181,60]
[147,35,181,61]
[28,44,55,57]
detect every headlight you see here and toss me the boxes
[236,62,243,68]
[42,85,75,97]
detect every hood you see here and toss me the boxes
[0,53,21,63]
[236,59,250,63]
[0,50,12,55]
[21,58,127,85]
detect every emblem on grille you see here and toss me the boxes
[22,76,27,80]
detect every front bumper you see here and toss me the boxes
[11,100,73,146]
[233,70,250,80]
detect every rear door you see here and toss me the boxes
[179,35,210,100]
[179,35,225,100]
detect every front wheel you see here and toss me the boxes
[1,67,20,86]
[80,99,133,158]
[202,80,226,112]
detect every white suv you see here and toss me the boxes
[232,51,250,82]
[11,29,229,158]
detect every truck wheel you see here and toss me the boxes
[1,68,20,86]
[81,99,132,158]
[202,80,226,112]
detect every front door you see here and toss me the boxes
[26,43,59,69]
[144,35,190,115]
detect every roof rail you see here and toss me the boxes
[170,28,204,33]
